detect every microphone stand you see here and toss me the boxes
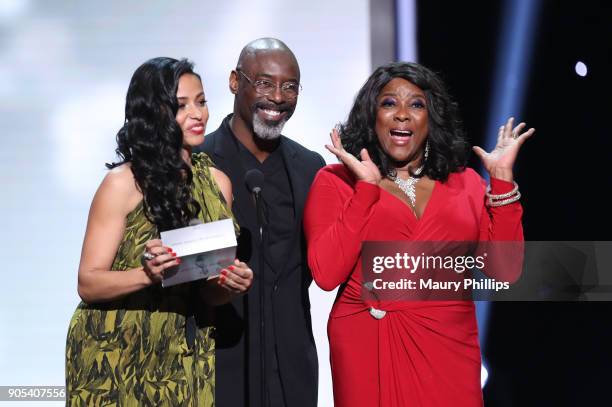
[253,186,268,407]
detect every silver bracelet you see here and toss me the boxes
[485,181,519,200]
[488,191,521,207]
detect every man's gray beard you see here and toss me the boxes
[253,114,287,140]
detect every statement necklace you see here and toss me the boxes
[391,166,424,208]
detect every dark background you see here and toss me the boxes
[416,1,612,405]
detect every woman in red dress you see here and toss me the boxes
[303,62,534,407]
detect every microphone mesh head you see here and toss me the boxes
[245,169,265,193]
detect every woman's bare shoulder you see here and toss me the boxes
[94,163,142,215]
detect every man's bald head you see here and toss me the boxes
[236,38,299,75]
[230,38,301,142]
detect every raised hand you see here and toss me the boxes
[472,117,535,182]
[325,127,382,184]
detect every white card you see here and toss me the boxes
[160,218,237,287]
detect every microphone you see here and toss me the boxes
[244,168,269,406]
[245,169,264,195]
[245,168,267,230]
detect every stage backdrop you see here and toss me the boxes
[0,0,373,405]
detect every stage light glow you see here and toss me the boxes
[395,0,418,62]
[0,0,29,21]
[478,0,542,382]
[575,61,587,77]
[481,364,489,388]
[484,0,542,157]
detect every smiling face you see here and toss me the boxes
[374,77,429,169]
[232,49,300,140]
[175,73,209,148]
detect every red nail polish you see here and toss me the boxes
[172,252,177,257]
[229,265,235,271]
[176,258,181,264]
[167,248,173,253]
[220,276,226,283]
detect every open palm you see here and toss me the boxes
[326,128,382,184]
[473,117,535,177]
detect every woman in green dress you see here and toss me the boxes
[66,57,253,406]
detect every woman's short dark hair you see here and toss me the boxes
[107,57,201,231]
[340,62,469,181]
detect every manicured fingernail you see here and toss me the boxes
[220,276,226,283]
[167,248,173,253]
[221,270,227,276]
[176,258,181,264]
[172,253,177,257]
[228,265,234,271]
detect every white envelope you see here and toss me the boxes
[160,218,237,287]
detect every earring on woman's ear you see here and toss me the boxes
[424,140,430,161]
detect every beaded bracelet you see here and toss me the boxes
[486,181,521,207]
[486,181,519,199]
[488,191,521,207]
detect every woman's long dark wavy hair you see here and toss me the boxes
[107,57,201,231]
[340,62,469,182]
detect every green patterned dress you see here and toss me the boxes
[66,153,233,407]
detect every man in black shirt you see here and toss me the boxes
[195,38,324,407]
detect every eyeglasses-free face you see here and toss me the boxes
[375,77,429,166]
